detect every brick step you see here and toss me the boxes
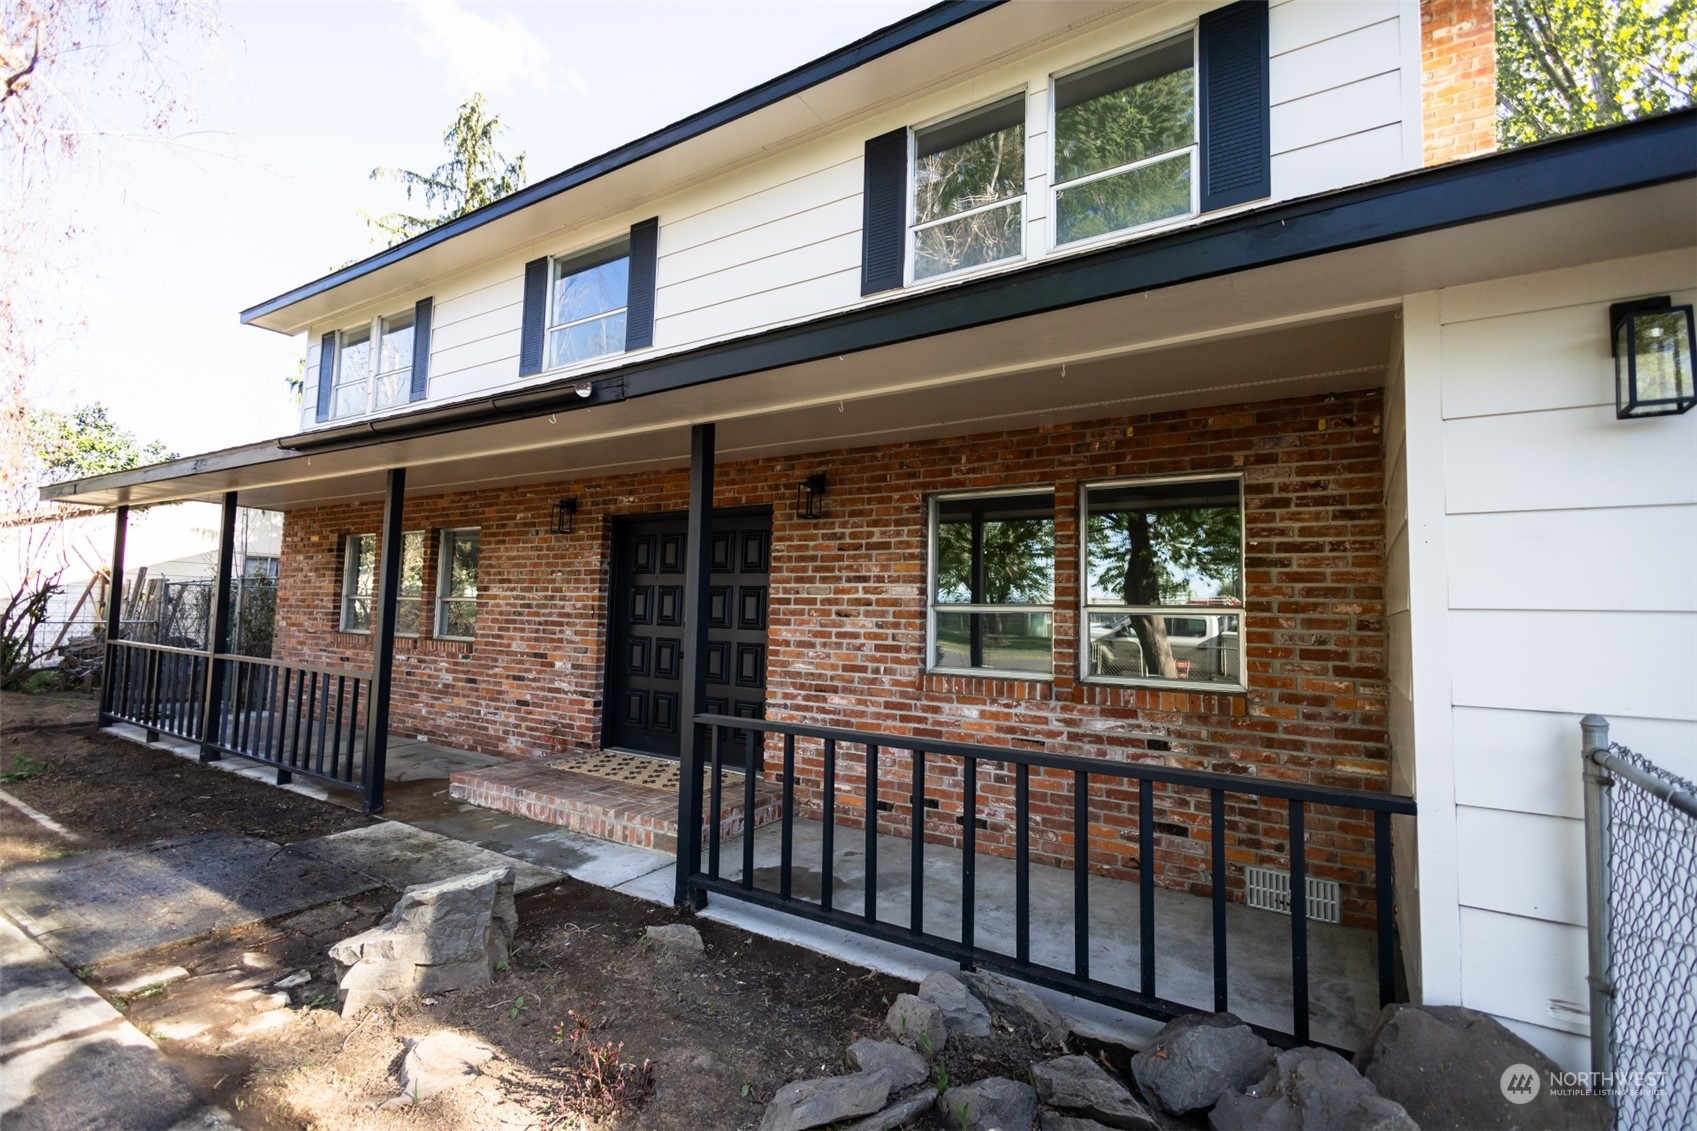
[447,757,782,856]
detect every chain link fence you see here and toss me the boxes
[1584,719,1697,1129]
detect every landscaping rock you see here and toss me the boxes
[271,970,311,990]
[1210,1047,1416,1131]
[1354,1003,1609,1130]
[383,1031,496,1107]
[842,1088,939,1131]
[920,970,993,1037]
[759,1070,894,1131]
[1031,1055,1158,1129]
[1040,1116,1121,1131]
[938,1076,1039,1131]
[959,970,1070,1047]
[1130,1011,1275,1115]
[848,1038,931,1090]
[886,993,948,1052]
[642,923,705,955]
[328,866,516,1016]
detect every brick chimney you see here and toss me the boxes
[1421,0,1498,164]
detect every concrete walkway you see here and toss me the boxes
[0,914,228,1130]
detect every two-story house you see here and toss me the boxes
[45,0,1696,1073]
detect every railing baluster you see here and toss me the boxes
[231,662,246,751]
[1290,799,1309,1044]
[1212,788,1229,1012]
[330,675,346,780]
[708,724,724,879]
[1074,769,1090,980]
[1140,779,1156,999]
[314,672,330,775]
[346,678,363,782]
[1374,809,1395,1008]
[963,756,977,954]
[741,730,757,891]
[1016,763,1030,964]
[865,743,878,923]
[910,749,925,936]
[265,664,281,760]
[277,668,292,764]
[821,738,836,913]
[780,733,795,900]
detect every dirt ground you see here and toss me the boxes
[1,690,962,1130]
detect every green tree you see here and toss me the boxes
[364,93,528,247]
[1088,505,1239,679]
[27,403,174,484]
[1496,0,1697,146]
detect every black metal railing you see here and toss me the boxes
[102,640,208,743]
[205,654,373,789]
[688,715,1416,1048]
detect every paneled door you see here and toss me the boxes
[605,511,770,763]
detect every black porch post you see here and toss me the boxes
[198,491,238,760]
[362,467,405,813]
[675,423,714,908]
[98,504,129,724]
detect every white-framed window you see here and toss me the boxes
[331,310,415,418]
[547,242,629,370]
[1051,33,1198,248]
[340,531,426,636]
[435,528,480,640]
[927,488,1054,676]
[1081,475,1244,689]
[909,94,1027,283]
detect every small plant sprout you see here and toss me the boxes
[933,1061,949,1094]
[917,1030,934,1056]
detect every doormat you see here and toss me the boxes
[550,751,744,792]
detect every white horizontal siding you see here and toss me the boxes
[655,268,862,348]
[1268,0,1398,57]
[1272,123,1404,201]
[656,231,862,334]
[1270,70,1402,157]
[1456,806,1584,925]
[1459,907,1591,1037]
[1269,17,1399,105]
[658,155,861,258]
[1448,506,1697,612]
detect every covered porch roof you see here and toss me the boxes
[42,112,1697,513]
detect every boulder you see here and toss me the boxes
[1031,1055,1158,1129]
[1130,1011,1274,1115]
[382,1031,496,1107]
[328,867,516,1016]
[848,1038,931,1091]
[959,970,1070,1047]
[1209,1047,1416,1131]
[920,971,993,1037]
[886,993,948,1053]
[642,923,705,955]
[938,1076,1039,1131]
[1354,1004,1610,1130]
[1040,1116,1121,1131]
[759,1070,894,1131]
[841,1089,939,1131]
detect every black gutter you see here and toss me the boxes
[239,0,1003,327]
[271,110,1695,455]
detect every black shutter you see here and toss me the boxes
[1198,0,1270,212]
[625,217,659,351]
[519,256,549,376]
[409,297,433,402]
[315,331,336,422]
[861,128,907,295]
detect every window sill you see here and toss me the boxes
[1080,676,1245,694]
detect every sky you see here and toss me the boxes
[31,0,933,458]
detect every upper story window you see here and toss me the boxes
[332,311,415,419]
[1082,475,1243,688]
[928,489,1054,676]
[436,528,480,640]
[548,243,629,369]
[1053,35,1197,247]
[910,95,1026,282]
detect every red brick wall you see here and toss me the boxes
[1422,0,1497,165]
[274,388,1388,918]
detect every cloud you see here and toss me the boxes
[405,0,582,97]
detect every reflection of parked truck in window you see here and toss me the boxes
[1090,613,1239,682]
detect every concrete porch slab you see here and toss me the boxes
[0,916,225,1130]
[0,834,377,970]
[290,820,564,894]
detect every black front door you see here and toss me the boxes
[606,511,770,761]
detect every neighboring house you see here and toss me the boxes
[41,0,1695,1072]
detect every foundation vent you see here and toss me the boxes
[1245,866,1341,924]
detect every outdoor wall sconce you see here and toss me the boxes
[1611,296,1696,419]
[797,473,827,520]
[551,497,579,535]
